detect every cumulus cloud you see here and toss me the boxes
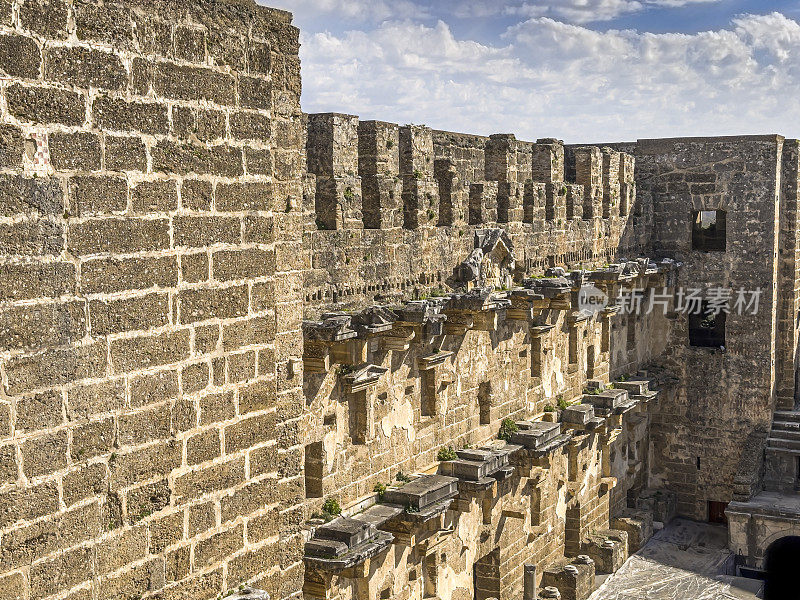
[297,11,800,142]
[266,0,721,25]
[457,0,722,23]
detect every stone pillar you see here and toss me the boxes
[524,564,538,600]
[574,146,603,219]
[358,120,402,229]
[400,124,438,229]
[602,148,621,219]
[306,112,363,229]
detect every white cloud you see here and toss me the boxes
[265,0,721,25]
[456,0,722,23]
[298,12,800,143]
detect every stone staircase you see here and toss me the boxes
[767,411,800,453]
[764,410,800,492]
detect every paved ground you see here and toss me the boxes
[588,518,764,600]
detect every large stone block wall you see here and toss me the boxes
[0,1,304,599]
[301,116,650,318]
[629,136,787,519]
[299,115,671,599]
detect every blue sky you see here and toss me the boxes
[262,1,800,143]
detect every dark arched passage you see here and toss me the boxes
[765,536,800,599]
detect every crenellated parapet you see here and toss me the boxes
[304,113,636,233]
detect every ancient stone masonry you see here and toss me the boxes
[0,1,304,599]
[2,2,800,600]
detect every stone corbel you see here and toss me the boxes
[304,341,332,374]
[380,324,417,352]
[443,312,474,336]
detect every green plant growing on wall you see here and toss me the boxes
[343,187,355,202]
[374,482,387,500]
[321,498,341,518]
[386,139,394,149]
[557,395,569,410]
[544,404,555,412]
[498,418,519,441]
[413,169,423,180]
[437,446,457,461]
[396,471,412,483]
[583,387,601,395]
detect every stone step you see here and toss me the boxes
[766,444,800,457]
[772,420,800,432]
[773,410,800,424]
[770,423,800,439]
[767,437,800,451]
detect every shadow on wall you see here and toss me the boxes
[764,536,800,600]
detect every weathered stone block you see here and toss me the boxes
[109,441,181,490]
[216,182,274,212]
[172,106,227,142]
[62,462,107,507]
[0,260,75,302]
[0,34,41,79]
[49,132,101,171]
[6,83,84,125]
[110,329,191,372]
[131,179,179,213]
[174,26,207,62]
[562,404,595,425]
[611,509,653,553]
[153,63,236,105]
[213,249,275,281]
[81,255,178,294]
[199,390,236,425]
[69,175,128,215]
[22,429,67,478]
[0,219,63,256]
[173,456,245,502]
[4,342,106,395]
[239,75,272,110]
[0,124,23,168]
[0,174,63,216]
[94,96,169,136]
[19,0,69,39]
[181,252,209,283]
[178,285,249,323]
[0,300,86,351]
[73,1,134,48]
[105,135,148,172]
[15,389,63,432]
[151,140,243,177]
[118,404,171,446]
[71,417,114,460]
[44,46,127,90]
[174,215,240,247]
[225,412,278,455]
[67,217,170,255]
[67,379,125,421]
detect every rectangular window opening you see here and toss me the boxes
[688,302,726,348]
[692,210,726,251]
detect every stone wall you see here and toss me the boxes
[0,1,304,599]
[297,111,674,600]
[628,136,789,519]
[302,116,650,318]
